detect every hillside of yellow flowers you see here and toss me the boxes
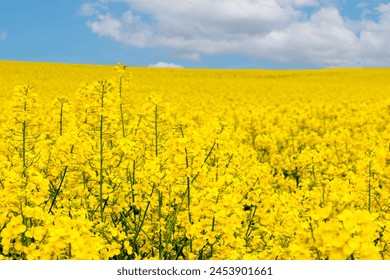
[1,61,390,260]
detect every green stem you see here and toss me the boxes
[178,126,192,223]
[309,222,321,260]
[185,148,192,224]
[158,190,163,259]
[119,76,126,137]
[245,205,257,237]
[134,200,151,242]
[191,141,216,184]
[99,82,105,223]
[48,166,68,214]
[22,120,27,173]
[22,91,28,173]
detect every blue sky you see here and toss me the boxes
[1,0,390,69]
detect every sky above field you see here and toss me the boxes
[1,0,390,69]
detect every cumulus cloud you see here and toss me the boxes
[0,29,7,41]
[85,10,152,48]
[81,0,390,67]
[148,62,184,68]
[254,7,361,66]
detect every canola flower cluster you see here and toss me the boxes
[1,61,390,260]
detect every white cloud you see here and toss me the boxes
[86,11,152,47]
[254,7,361,66]
[148,62,184,68]
[284,0,319,7]
[0,29,7,41]
[82,0,390,67]
[80,3,100,16]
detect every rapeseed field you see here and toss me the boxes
[1,61,390,260]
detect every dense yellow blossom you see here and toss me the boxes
[1,61,390,259]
